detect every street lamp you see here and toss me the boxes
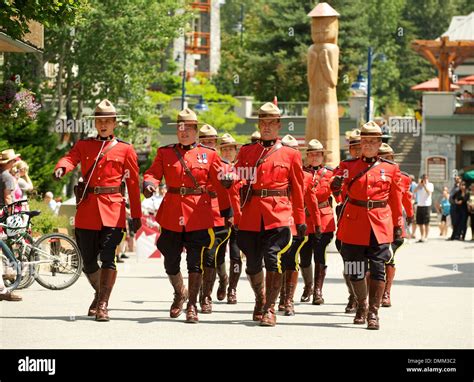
[366,47,387,122]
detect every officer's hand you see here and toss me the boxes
[52,167,65,181]
[143,184,156,198]
[296,223,307,238]
[406,216,414,225]
[220,173,235,189]
[225,216,234,228]
[314,225,322,240]
[330,175,344,192]
[132,217,142,232]
[394,226,403,241]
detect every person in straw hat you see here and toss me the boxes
[196,124,232,314]
[0,150,23,301]
[217,133,244,304]
[250,130,261,143]
[298,138,336,307]
[277,134,321,316]
[53,99,142,322]
[0,149,21,207]
[377,143,414,308]
[143,108,233,324]
[232,102,306,327]
[330,121,403,330]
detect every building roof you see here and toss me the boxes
[441,12,474,41]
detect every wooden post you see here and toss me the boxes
[306,3,340,167]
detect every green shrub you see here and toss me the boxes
[27,199,70,236]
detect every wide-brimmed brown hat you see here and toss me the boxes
[360,121,382,138]
[258,102,289,120]
[378,143,402,157]
[281,134,306,150]
[86,99,125,119]
[250,130,261,142]
[199,124,218,138]
[218,133,241,148]
[306,139,332,153]
[168,108,205,126]
[344,128,361,148]
[0,149,21,164]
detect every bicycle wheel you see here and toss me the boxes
[31,233,83,290]
[5,234,36,289]
[0,240,22,292]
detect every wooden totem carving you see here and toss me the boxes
[306,3,340,166]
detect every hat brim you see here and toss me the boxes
[84,114,126,119]
[343,142,361,148]
[360,134,383,138]
[167,121,206,126]
[257,115,291,120]
[306,149,332,153]
[0,154,21,164]
[218,142,241,148]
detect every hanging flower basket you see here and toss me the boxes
[0,80,41,125]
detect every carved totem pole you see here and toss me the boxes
[305,2,340,166]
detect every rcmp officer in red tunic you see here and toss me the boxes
[143,108,232,324]
[233,103,306,327]
[197,124,232,313]
[331,121,403,330]
[299,139,335,306]
[53,99,142,322]
[377,143,414,308]
[217,133,243,304]
[277,135,321,316]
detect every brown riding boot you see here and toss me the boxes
[343,273,357,314]
[284,270,299,316]
[227,260,241,304]
[382,265,395,307]
[95,268,117,322]
[312,264,326,305]
[85,269,101,316]
[365,271,371,296]
[278,278,286,312]
[201,267,216,314]
[247,271,265,321]
[216,262,228,301]
[186,272,202,323]
[300,265,313,302]
[351,279,368,325]
[260,271,283,327]
[367,279,385,330]
[168,272,188,318]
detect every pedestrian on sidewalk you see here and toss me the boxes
[414,174,433,242]
[450,181,469,241]
[436,189,451,238]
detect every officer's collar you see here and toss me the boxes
[96,134,115,141]
[259,139,278,148]
[178,142,197,151]
[362,156,377,163]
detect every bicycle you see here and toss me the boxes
[0,200,83,292]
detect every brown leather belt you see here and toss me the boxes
[208,191,217,198]
[168,186,207,195]
[86,186,124,195]
[348,197,388,209]
[318,201,330,209]
[251,189,288,197]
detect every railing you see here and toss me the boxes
[186,32,210,55]
[190,0,210,12]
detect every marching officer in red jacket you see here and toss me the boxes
[377,143,414,308]
[143,108,232,324]
[299,139,335,306]
[233,102,306,327]
[197,124,232,313]
[53,99,142,322]
[331,121,403,330]
[278,135,321,316]
[217,133,243,304]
